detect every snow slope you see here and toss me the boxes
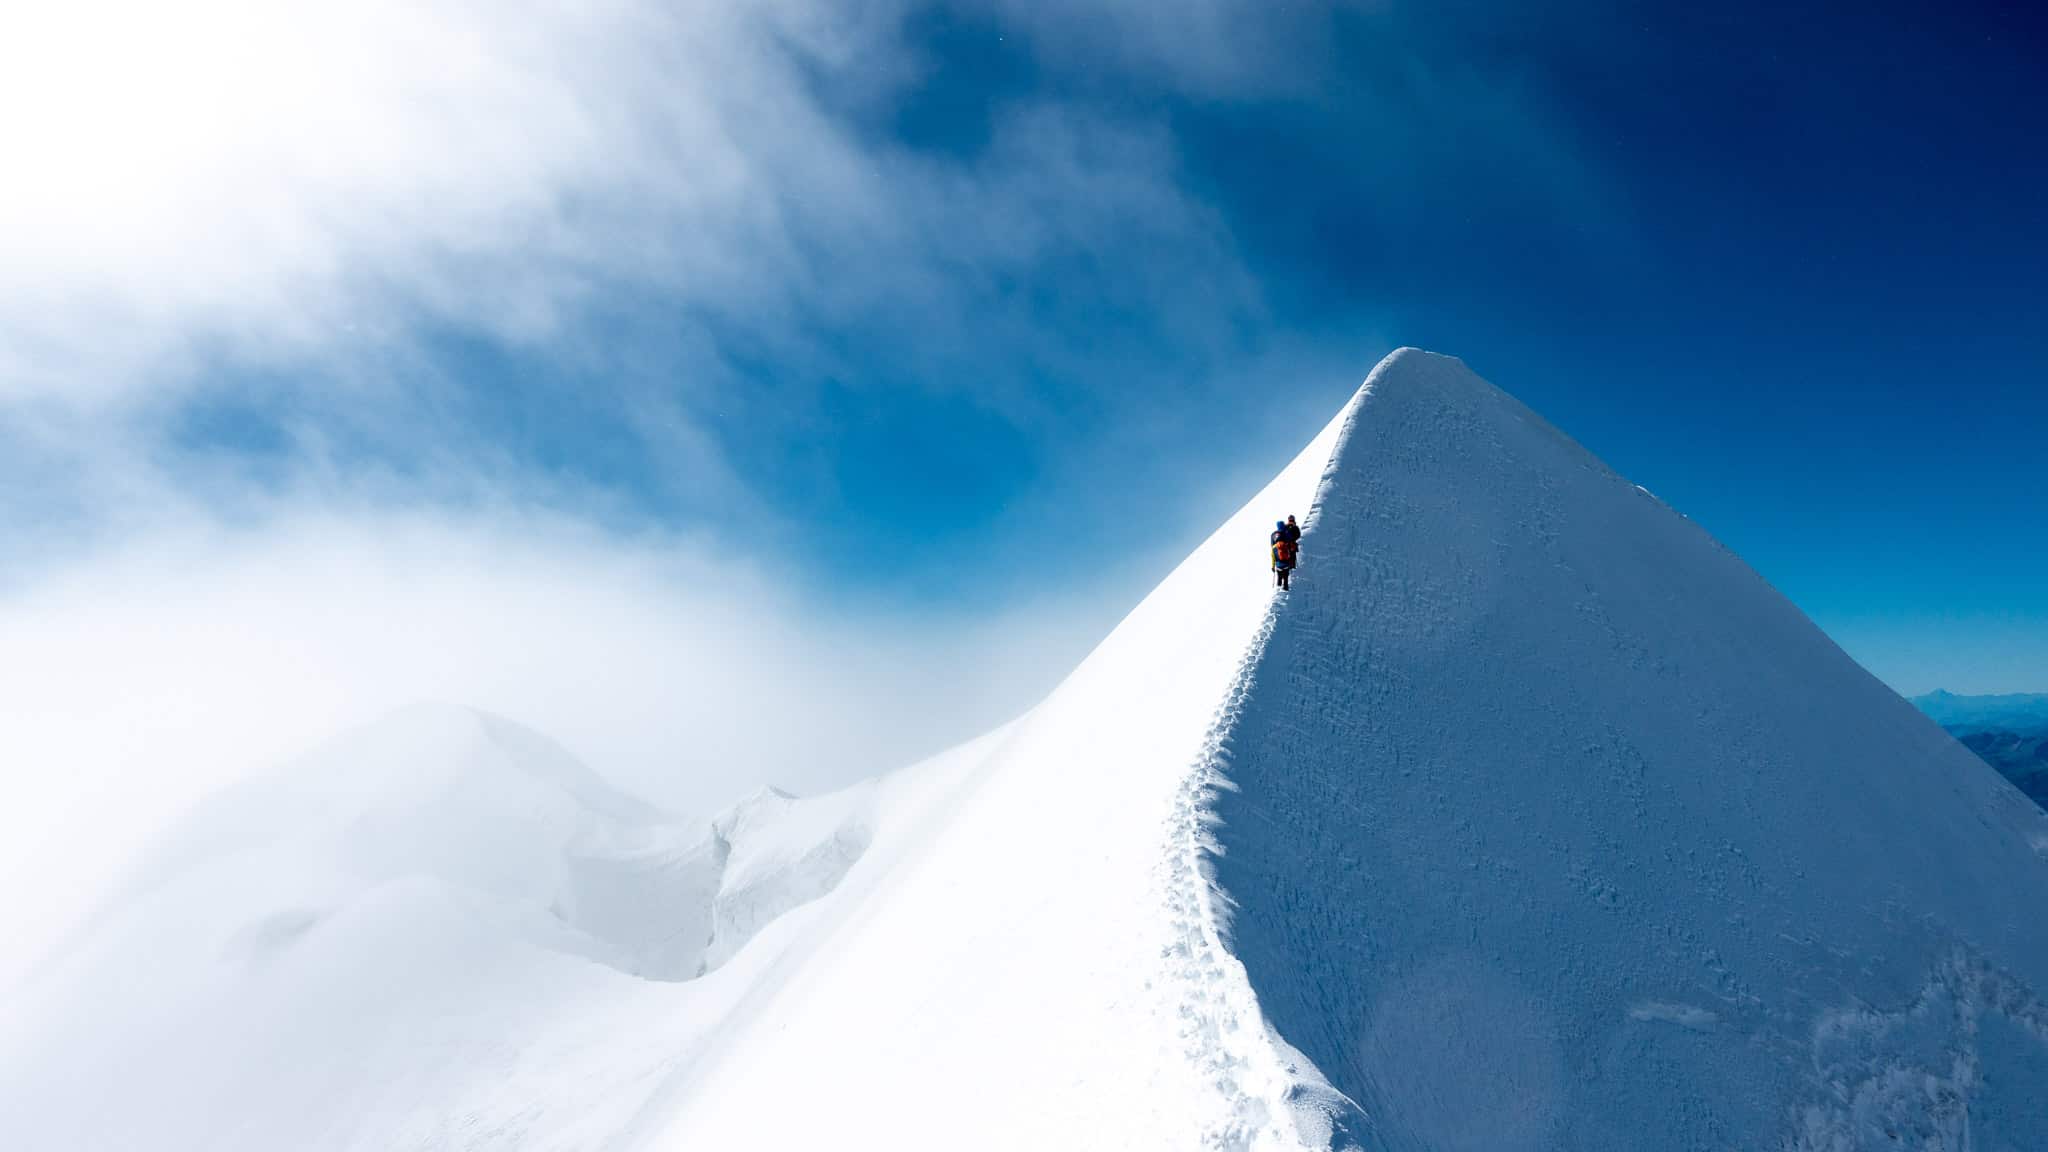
[0,705,986,1151]
[10,348,2047,1152]
[633,389,1362,1152]
[0,386,1353,1152]
[1211,350,2048,1150]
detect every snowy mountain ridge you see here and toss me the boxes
[1912,691,2048,810]
[1913,689,2048,734]
[8,349,2048,1152]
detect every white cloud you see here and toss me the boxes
[986,0,1358,95]
[0,0,1248,407]
[0,0,827,392]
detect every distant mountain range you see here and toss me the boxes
[1912,689,2048,733]
[1912,690,2048,809]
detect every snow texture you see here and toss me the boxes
[8,348,2046,1152]
[1208,349,2048,1151]
[0,705,910,1151]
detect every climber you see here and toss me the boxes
[1271,519,1298,590]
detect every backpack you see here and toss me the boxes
[1272,537,1297,566]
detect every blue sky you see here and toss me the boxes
[3,0,2044,775]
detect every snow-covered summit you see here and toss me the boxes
[1212,349,2048,1150]
[8,349,2047,1152]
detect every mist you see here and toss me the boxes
[0,507,1122,988]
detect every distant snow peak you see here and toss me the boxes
[1912,689,2048,733]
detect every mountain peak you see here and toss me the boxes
[16,353,2048,1152]
[1911,688,2048,733]
[1210,351,2048,1150]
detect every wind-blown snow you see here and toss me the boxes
[9,349,2045,1152]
